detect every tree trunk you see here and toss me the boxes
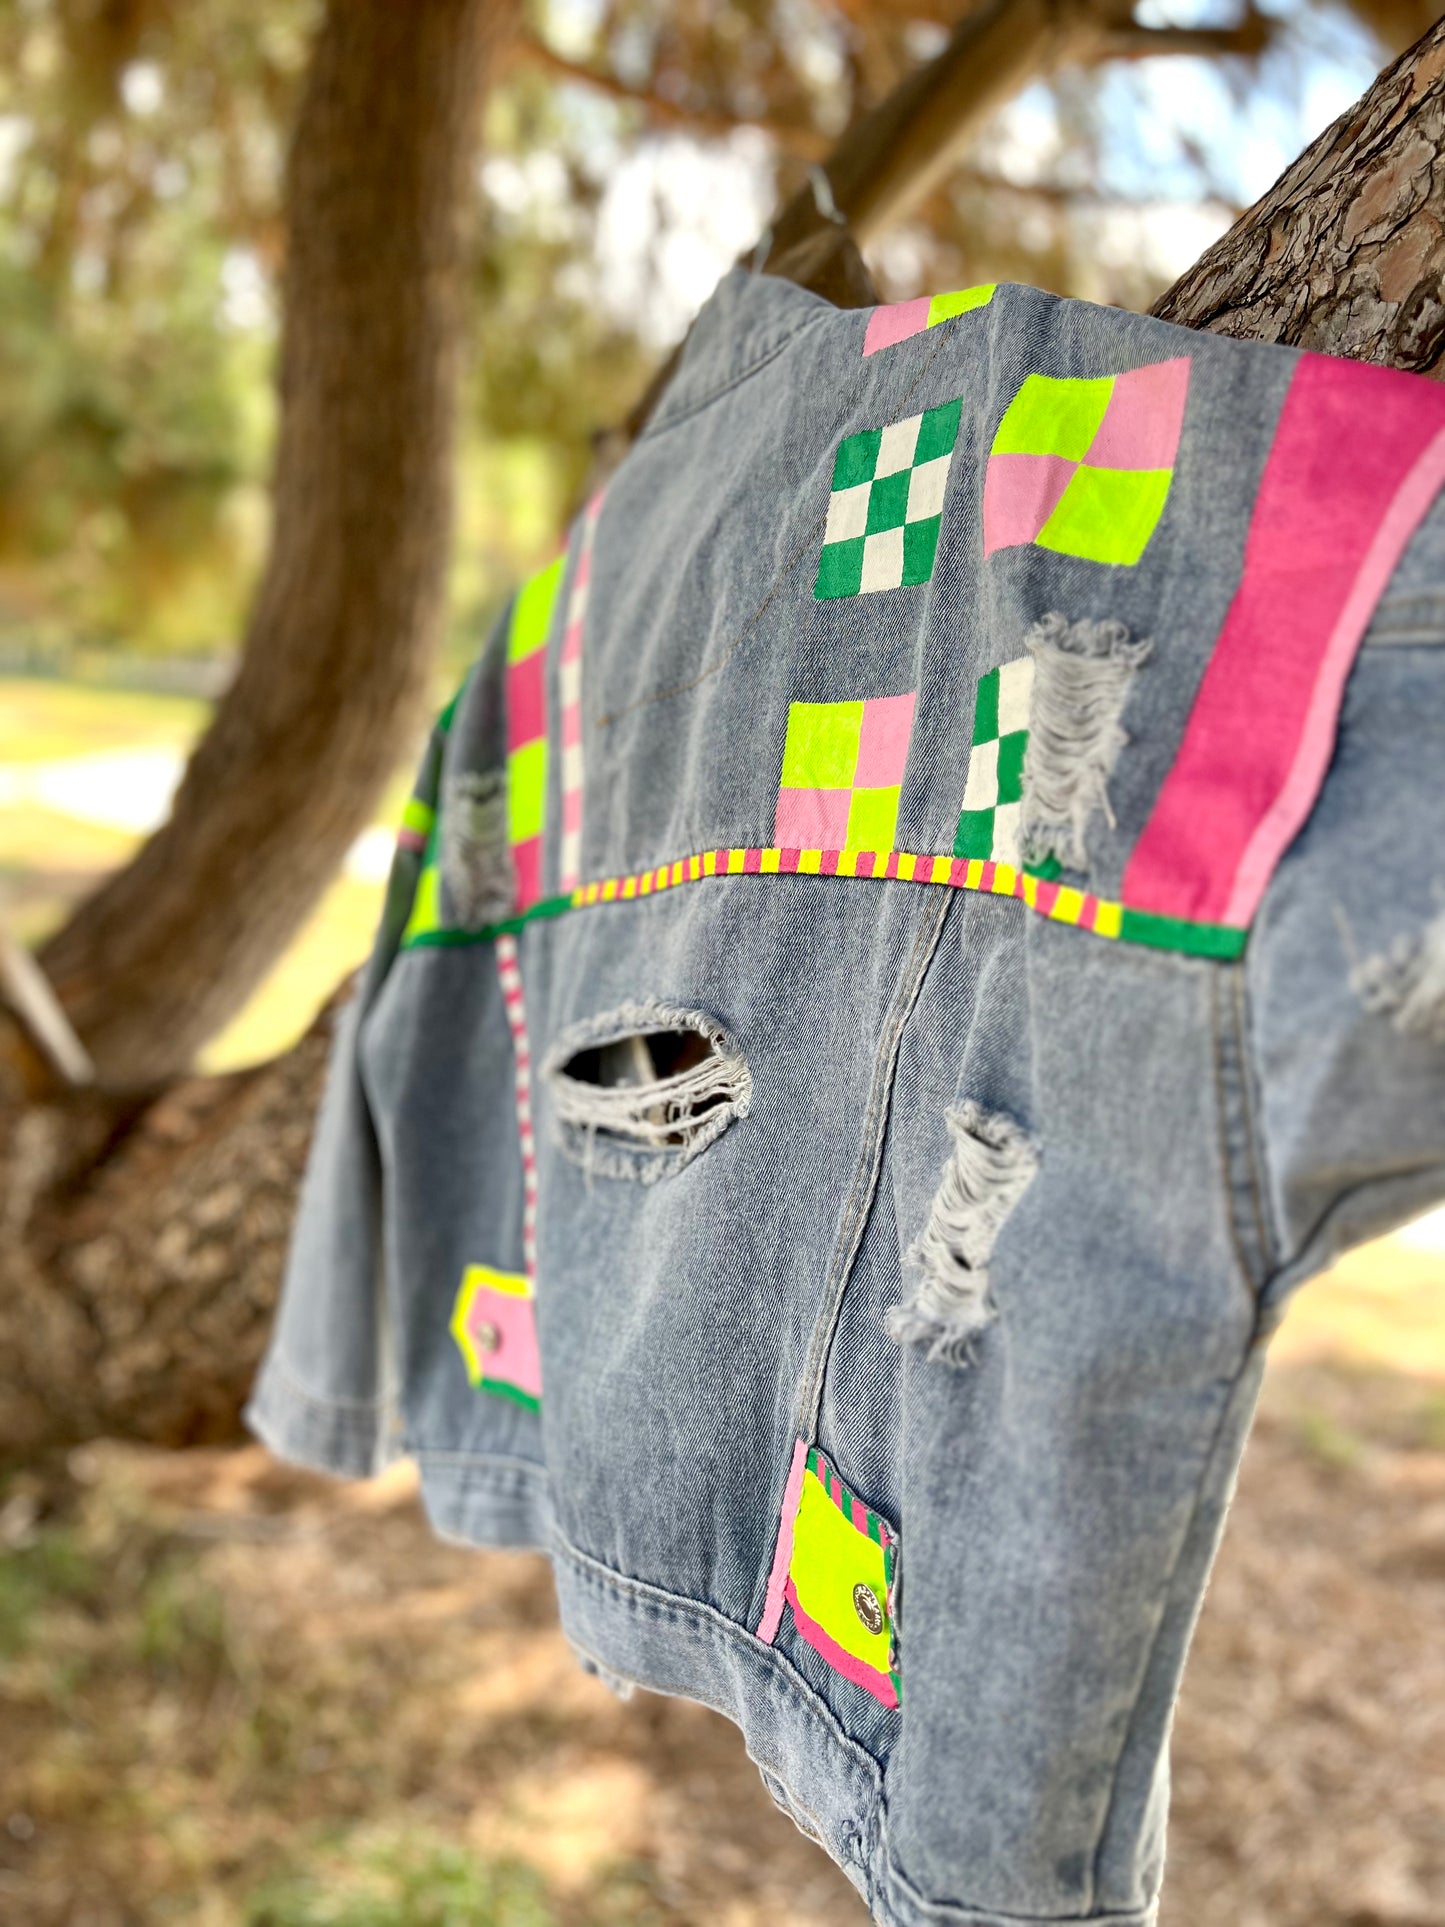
[36,0,513,1089]
[6,19,1445,1458]
[1153,18,1445,372]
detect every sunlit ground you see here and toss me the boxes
[0,676,410,1072]
[2,675,1443,1926]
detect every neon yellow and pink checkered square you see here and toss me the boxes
[775,693,916,852]
[984,358,1191,567]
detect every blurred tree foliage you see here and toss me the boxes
[0,0,1405,664]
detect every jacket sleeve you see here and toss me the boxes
[1246,491,1445,1308]
[242,715,450,1477]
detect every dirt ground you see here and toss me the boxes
[1,1348,1442,1927]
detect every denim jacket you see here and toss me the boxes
[248,268,1445,1927]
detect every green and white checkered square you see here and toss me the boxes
[954,657,1033,865]
[815,398,962,599]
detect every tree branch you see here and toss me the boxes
[1152,17,1445,372]
[509,28,831,159]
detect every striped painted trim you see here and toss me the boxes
[494,933,538,1277]
[757,1438,809,1643]
[399,843,1245,960]
[558,493,603,893]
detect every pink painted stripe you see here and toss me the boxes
[1123,356,1445,926]
[1224,418,1445,924]
[396,828,428,853]
[757,1438,809,1644]
[784,1578,899,1709]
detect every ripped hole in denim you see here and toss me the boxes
[888,1101,1038,1368]
[1350,901,1445,1044]
[544,1001,751,1183]
[1021,611,1151,874]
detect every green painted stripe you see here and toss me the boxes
[1118,907,1247,959]
[400,795,435,836]
[482,1379,541,1415]
[437,670,472,737]
[399,891,575,950]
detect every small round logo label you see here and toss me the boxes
[852,1582,884,1635]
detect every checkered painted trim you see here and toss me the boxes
[507,555,566,912]
[495,933,538,1278]
[815,399,962,599]
[402,841,1246,959]
[775,692,916,853]
[984,357,1191,566]
[863,283,995,357]
[558,494,603,892]
[954,658,1032,866]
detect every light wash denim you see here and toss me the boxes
[248,268,1445,1927]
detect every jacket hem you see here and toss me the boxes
[546,1525,1160,1927]
[415,1450,554,1551]
[243,1356,397,1480]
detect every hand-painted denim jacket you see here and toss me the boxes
[248,268,1445,1927]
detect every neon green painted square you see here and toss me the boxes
[865,469,911,535]
[401,862,441,944]
[914,397,963,465]
[507,554,565,662]
[1036,465,1173,566]
[507,738,548,844]
[991,374,1114,462]
[927,284,995,326]
[781,702,863,789]
[954,808,995,860]
[815,539,864,600]
[902,517,941,586]
[400,795,435,837]
[833,428,881,490]
[996,729,1028,805]
[789,1468,892,1672]
[972,667,999,744]
[845,785,900,851]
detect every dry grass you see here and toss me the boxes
[2,1324,1442,1926]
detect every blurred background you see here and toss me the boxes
[0,1,1442,1923]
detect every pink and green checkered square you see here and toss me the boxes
[815,399,962,599]
[983,358,1191,566]
[775,692,916,851]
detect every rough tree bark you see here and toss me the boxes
[1152,24,1445,372]
[4,17,1445,1457]
[37,0,513,1088]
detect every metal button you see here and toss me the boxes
[852,1582,884,1635]
[474,1321,501,1355]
